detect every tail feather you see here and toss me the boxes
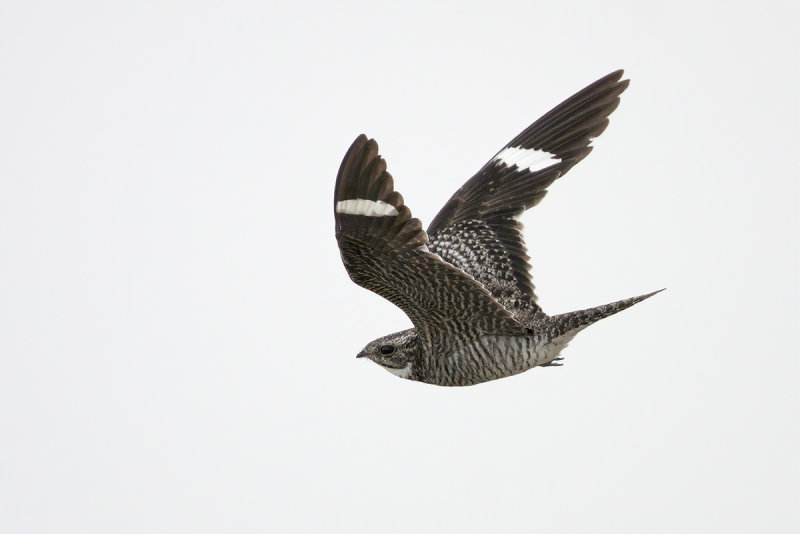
[550,288,665,331]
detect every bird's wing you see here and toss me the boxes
[334,135,530,352]
[427,70,629,316]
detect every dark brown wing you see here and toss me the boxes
[334,135,529,352]
[427,70,630,316]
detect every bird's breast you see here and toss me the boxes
[420,334,556,385]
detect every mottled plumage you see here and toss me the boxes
[334,70,661,386]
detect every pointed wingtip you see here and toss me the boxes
[607,68,625,80]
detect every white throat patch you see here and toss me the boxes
[492,146,559,173]
[383,362,412,379]
[336,199,399,217]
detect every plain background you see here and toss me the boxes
[1,1,798,533]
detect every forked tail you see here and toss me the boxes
[549,289,665,332]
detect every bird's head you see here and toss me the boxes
[356,328,420,379]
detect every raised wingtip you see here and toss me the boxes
[350,133,369,150]
[595,69,627,86]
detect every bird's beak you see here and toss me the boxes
[356,350,366,359]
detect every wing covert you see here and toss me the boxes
[427,70,630,315]
[334,135,529,351]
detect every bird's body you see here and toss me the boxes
[334,70,661,386]
[404,331,577,386]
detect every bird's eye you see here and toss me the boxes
[379,345,395,355]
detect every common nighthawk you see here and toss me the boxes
[334,70,661,386]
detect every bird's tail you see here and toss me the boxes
[549,289,664,332]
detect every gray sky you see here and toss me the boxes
[1,1,798,532]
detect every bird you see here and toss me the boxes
[334,70,661,386]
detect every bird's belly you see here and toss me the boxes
[437,334,569,386]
